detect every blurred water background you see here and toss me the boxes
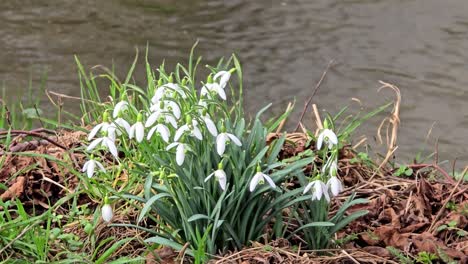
[1,0,467,167]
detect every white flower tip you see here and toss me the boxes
[102,204,113,222]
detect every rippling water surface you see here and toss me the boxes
[1,0,467,165]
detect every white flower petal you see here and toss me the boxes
[113,101,128,118]
[215,170,227,191]
[303,182,313,194]
[104,138,119,159]
[115,118,131,135]
[314,181,323,200]
[82,160,90,172]
[204,172,215,182]
[95,160,106,172]
[328,176,343,197]
[325,129,338,145]
[174,125,189,142]
[193,126,203,140]
[204,116,218,137]
[316,132,325,150]
[227,133,242,146]
[218,174,227,191]
[129,125,135,139]
[263,174,276,189]
[166,142,178,150]
[88,123,104,140]
[249,172,263,192]
[145,111,160,127]
[102,204,113,222]
[135,122,144,142]
[157,124,170,143]
[86,160,96,178]
[87,138,103,152]
[167,101,181,119]
[216,134,227,156]
[147,126,157,140]
[176,144,185,165]
[217,86,227,100]
[166,115,178,129]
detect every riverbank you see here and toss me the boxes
[1,53,467,263]
[1,125,466,263]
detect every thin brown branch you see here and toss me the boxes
[294,60,334,131]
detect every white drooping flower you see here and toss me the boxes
[129,113,145,143]
[316,129,338,150]
[88,112,115,141]
[203,115,218,137]
[214,70,232,89]
[303,180,330,202]
[146,103,179,129]
[150,100,181,120]
[101,203,113,223]
[81,158,106,178]
[147,123,170,143]
[204,163,227,191]
[166,142,189,166]
[249,165,276,192]
[153,81,186,102]
[112,117,131,136]
[87,135,119,160]
[174,119,203,141]
[112,101,129,118]
[327,176,343,197]
[201,83,226,100]
[216,131,242,156]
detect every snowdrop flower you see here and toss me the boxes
[88,112,115,141]
[87,134,119,160]
[322,159,338,176]
[101,202,113,223]
[214,69,233,89]
[197,103,218,137]
[174,118,202,141]
[216,129,242,156]
[112,117,131,136]
[166,142,189,165]
[327,176,343,197]
[203,114,218,137]
[201,83,226,100]
[147,123,170,143]
[82,157,106,178]
[249,164,276,192]
[146,111,178,129]
[316,129,338,150]
[112,100,129,118]
[204,163,227,191]
[129,113,145,143]
[153,76,186,102]
[303,180,330,202]
[150,100,181,120]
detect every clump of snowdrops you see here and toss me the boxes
[79,48,366,258]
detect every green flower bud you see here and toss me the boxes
[168,74,174,83]
[137,113,143,122]
[103,112,109,122]
[207,74,213,84]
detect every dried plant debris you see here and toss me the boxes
[0,130,86,207]
[1,130,466,263]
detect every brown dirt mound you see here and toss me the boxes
[0,129,87,208]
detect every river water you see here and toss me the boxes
[1,0,467,166]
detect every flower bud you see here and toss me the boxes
[102,204,113,223]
